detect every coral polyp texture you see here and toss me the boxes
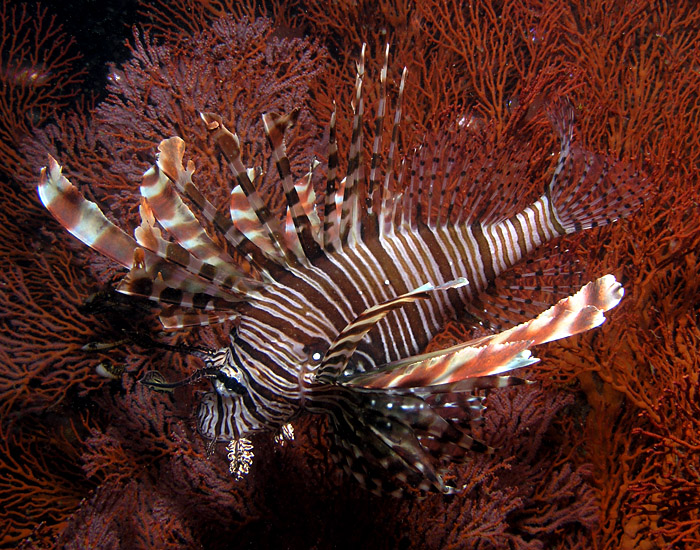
[1,1,698,549]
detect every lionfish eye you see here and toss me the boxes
[304,342,326,365]
[215,365,247,396]
[304,338,329,367]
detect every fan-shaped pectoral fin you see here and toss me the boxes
[344,275,623,390]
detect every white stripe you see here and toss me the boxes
[516,210,536,252]
[532,197,556,241]
[378,233,438,356]
[240,324,303,396]
[456,225,488,288]
[348,244,403,360]
[501,218,520,265]
[484,224,505,273]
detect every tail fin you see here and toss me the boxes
[546,102,649,233]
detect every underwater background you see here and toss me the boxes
[1,0,698,548]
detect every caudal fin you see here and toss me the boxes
[547,102,650,233]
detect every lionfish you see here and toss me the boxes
[37,46,644,496]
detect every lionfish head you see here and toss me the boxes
[193,329,327,442]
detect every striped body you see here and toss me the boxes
[37,46,645,495]
[211,199,564,433]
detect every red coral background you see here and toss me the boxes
[1,1,698,548]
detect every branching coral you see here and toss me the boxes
[24,15,328,229]
[405,387,597,550]
[627,312,700,548]
[0,235,109,417]
[0,2,83,181]
[1,0,698,548]
[0,419,89,546]
[57,378,261,548]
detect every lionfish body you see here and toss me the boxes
[38,47,644,495]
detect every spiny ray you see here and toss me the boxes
[367,43,390,218]
[153,133,260,278]
[201,112,293,267]
[117,247,240,310]
[263,110,323,262]
[230,183,284,261]
[141,139,246,278]
[339,44,366,248]
[135,199,261,297]
[38,156,244,308]
[158,308,238,330]
[38,156,139,269]
[291,159,323,242]
[323,103,341,252]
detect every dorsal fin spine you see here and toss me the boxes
[323,103,341,252]
[145,138,260,285]
[415,146,427,228]
[140,161,235,272]
[379,67,407,238]
[155,134,260,277]
[435,143,456,227]
[444,155,468,225]
[339,44,366,248]
[455,151,492,226]
[368,43,390,217]
[426,151,439,229]
[134,199,259,295]
[38,156,255,316]
[38,156,137,269]
[542,102,648,234]
[295,159,323,242]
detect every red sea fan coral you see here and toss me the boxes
[0,218,114,417]
[0,2,83,181]
[55,378,261,549]
[2,10,330,547]
[25,15,328,230]
[402,386,598,550]
[0,418,90,546]
[6,1,695,548]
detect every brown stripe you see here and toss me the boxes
[531,200,551,245]
[447,226,481,289]
[510,215,528,257]
[471,222,495,282]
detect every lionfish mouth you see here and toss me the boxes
[37,43,646,496]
